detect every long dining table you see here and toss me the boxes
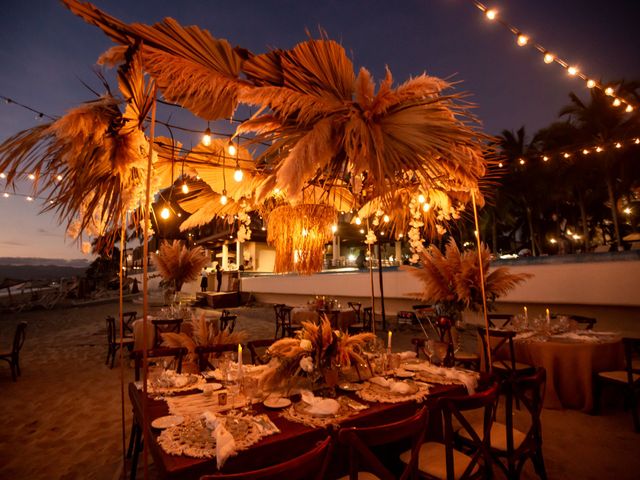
[129,374,471,479]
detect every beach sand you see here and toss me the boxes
[1,300,639,479]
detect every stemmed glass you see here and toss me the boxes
[423,339,435,364]
[241,376,259,414]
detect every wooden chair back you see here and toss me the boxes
[131,347,187,381]
[219,310,237,333]
[151,318,183,347]
[487,313,514,328]
[200,436,332,480]
[106,316,117,347]
[122,311,137,334]
[623,337,640,384]
[338,407,428,480]
[477,326,519,374]
[11,321,27,356]
[347,302,362,323]
[362,307,373,330]
[438,381,500,480]
[195,344,238,372]
[248,339,273,365]
[274,304,294,338]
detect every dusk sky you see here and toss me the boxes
[1,0,639,261]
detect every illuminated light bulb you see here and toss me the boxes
[626,105,634,113]
[273,188,280,194]
[542,156,549,162]
[423,203,431,212]
[549,238,557,244]
[605,87,614,96]
[233,168,243,182]
[516,34,528,47]
[566,229,573,236]
[567,66,578,76]
[331,224,337,233]
[485,9,497,20]
[227,142,237,156]
[595,146,603,153]
[160,207,170,219]
[498,162,503,168]
[473,230,478,237]
[563,152,570,159]
[624,207,632,215]
[380,231,385,235]
[181,182,189,194]
[56,174,63,181]
[615,142,622,149]
[635,139,640,144]
[612,98,621,107]
[359,229,365,234]
[582,149,589,155]
[543,53,554,64]
[383,214,390,223]
[202,127,212,146]
[220,192,228,205]
[398,233,404,238]
[261,226,266,231]
[355,217,362,225]
[2,192,9,198]
[586,79,596,89]
[372,218,379,226]
[26,196,34,202]
[519,158,525,165]
[418,194,426,204]
[28,173,36,180]
[0,172,5,179]
[572,234,581,240]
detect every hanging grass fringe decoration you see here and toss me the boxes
[267,204,336,274]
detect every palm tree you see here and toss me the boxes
[559,86,640,250]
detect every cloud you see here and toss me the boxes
[0,240,24,246]
[36,228,60,237]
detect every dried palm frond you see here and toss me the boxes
[152,240,209,291]
[334,332,376,367]
[267,204,336,274]
[405,238,531,313]
[63,0,247,120]
[161,332,198,363]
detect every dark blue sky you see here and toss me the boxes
[1,0,639,259]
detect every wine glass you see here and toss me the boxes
[423,339,435,364]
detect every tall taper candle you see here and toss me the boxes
[524,306,528,322]
[238,344,243,377]
[387,330,392,351]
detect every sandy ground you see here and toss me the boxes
[1,301,639,479]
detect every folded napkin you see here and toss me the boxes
[409,365,478,394]
[398,351,417,360]
[369,376,412,394]
[554,332,600,343]
[300,390,340,415]
[202,412,236,469]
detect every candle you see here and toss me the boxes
[523,306,528,321]
[387,331,392,350]
[545,308,550,324]
[238,344,243,376]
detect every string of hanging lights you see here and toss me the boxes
[468,1,636,112]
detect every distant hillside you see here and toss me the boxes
[0,263,89,281]
[0,257,90,268]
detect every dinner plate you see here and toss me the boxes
[394,369,415,378]
[200,382,223,392]
[263,397,292,409]
[151,415,184,429]
[338,382,364,391]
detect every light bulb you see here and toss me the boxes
[586,79,596,89]
[0,172,5,179]
[516,34,528,46]
[498,162,503,168]
[331,224,337,233]
[418,194,426,204]
[596,146,603,153]
[605,87,614,96]
[160,207,170,219]
[635,139,640,144]
[26,196,33,202]
[233,168,243,182]
[181,182,189,194]
[485,9,497,20]
[28,173,36,180]
[567,66,578,76]
[615,142,621,149]
[612,98,621,107]
[56,174,63,181]
[542,156,549,162]
[220,193,228,205]
[202,128,212,146]
[519,158,525,165]
[3,192,9,198]
[582,149,589,155]
[543,53,554,64]
[423,203,431,212]
[228,143,237,156]
[563,153,570,158]
[359,229,365,234]
[625,105,634,113]
[383,214,390,223]
[355,217,362,225]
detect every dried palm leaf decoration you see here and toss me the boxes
[152,240,209,292]
[267,204,336,274]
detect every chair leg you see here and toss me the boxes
[130,429,143,480]
[13,354,21,376]
[592,378,602,415]
[532,447,548,480]
[629,388,640,433]
[10,361,17,382]
[126,419,139,458]
[111,345,117,369]
[106,346,111,366]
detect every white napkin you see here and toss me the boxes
[369,376,391,388]
[369,376,411,394]
[408,364,478,394]
[202,411,221,430]
[300,390,340,415]
[554,332,600,343]
[214,424,236,469]
[399,351,417,360]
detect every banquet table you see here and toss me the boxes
[291,307,356,330]
[129,375,468,479]
[512,333,624,411]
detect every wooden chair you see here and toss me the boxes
[151,318,183,347]
[105,316,134,369]
[131,347,187,381]
[477,327,534,377]
[400,381,500,479]
[459,368,548,479]
[219,310,237,333]
[397,310,418,329]
[487,313,514,328]
[553,313,597,330]
[200,436,332,480]
[0,321,27,381]
[248,339,273,365]
[338,407,428,480]
[195,344,238,372]
[348,302,362,323]
[595,337,640,432]
[122,310,138,335]
[348,306,373,334]
[273,304,298,339]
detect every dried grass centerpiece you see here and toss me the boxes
[262,317,376,391]
[405,238,532,319]
[267,204,336,274]
[153,240,209,292]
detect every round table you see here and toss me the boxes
[514,336,624,412]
